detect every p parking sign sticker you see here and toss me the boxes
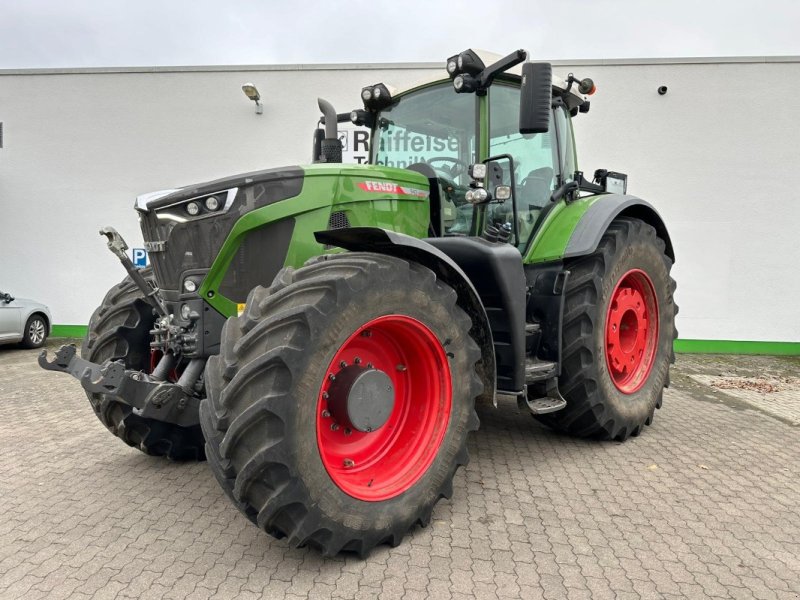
[132,248,148,268]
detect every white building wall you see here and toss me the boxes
[0,58,798,343]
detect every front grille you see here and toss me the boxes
[138,168,303,292]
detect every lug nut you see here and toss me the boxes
[321,410,331,418]
[354,357,362,365]
[343,459,355,468]
[339,360,347,368]
[329,374,336,381]
[322,391,329,400]
[344,428,352,436]
[396,364,407,372]
[331,423,339,431]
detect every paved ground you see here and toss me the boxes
[1,341,798,600]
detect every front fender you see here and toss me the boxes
[315,227,497,405]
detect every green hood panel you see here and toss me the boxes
[199,164,432,316]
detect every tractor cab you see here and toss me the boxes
[318,49,595,252]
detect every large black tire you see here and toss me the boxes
[82,268,206,460]
[536,217,677,441]
[201,253,481,556]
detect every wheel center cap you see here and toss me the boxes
[327,366,395,433]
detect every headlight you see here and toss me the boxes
[466,188,488,204]
[469,163,487,180]
[186,202,200,216]
[495,185,512,201]
[205,196,220,211]
[180,303,192,320]
[453,73,478,94]
[361,83,392,110]
[183,279,197,292]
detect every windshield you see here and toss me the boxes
[372,84,477,235]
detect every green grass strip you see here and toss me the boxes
[674,339,800,356]
[51,324,799,356]
[51,324,89,338]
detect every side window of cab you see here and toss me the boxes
[488,84,559,248]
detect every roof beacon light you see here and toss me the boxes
[578,77,597,95]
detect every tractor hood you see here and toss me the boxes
[135,164,430,295]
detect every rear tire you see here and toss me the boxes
[201,253,481,556]
[536,217,677,441]
[82,268,205,460]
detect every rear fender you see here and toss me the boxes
[565,195,675,261]
[315,227,497,405]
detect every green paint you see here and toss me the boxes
[674,339,800,356]
[51,325,88,338]
[199,164,431,316]
[478,94,489,161]
[523,193,603,263]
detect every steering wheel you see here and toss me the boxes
[426,156,469,179]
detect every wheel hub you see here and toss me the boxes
[604,269,659,394]
[327,366,395,433]
[316,315,452,502]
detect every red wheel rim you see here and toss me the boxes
[604,269,659,394]
[316,315,452,502]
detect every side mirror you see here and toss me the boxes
[519,62,552,134]
[2,293,13,304]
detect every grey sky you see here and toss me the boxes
[1,0,798,68]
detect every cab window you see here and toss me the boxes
[373,84,477,235]
[488,83,559,248]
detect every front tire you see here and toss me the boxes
[201,253,481,556]
[536,217,677,441]
[82,268,206,460]
[21,314,48,348]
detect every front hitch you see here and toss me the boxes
[39,345,202,427]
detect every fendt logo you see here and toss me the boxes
[358,181,427,198]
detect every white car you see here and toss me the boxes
[0,291,52,348]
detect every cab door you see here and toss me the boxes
[487,83,575,250]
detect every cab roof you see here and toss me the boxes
[386,49,589,107]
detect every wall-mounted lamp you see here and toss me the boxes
[242,82,263,114]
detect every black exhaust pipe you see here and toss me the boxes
[316,98,342,163]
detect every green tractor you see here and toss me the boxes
[41,49,677,556]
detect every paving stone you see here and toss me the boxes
[1,346,798,599]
